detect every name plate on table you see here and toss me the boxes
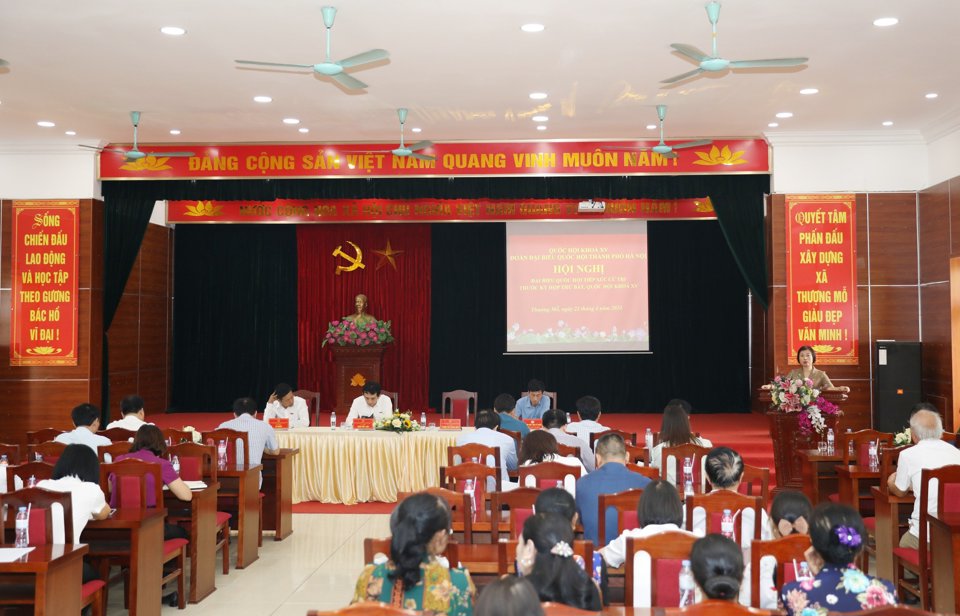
[268,418,290,429]
[353,418,375,430]
[523,419,543,429]
[439,419,462,430]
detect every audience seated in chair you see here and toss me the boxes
[346,381,394,424]
[456,409,518,491]
[575,432,651,546]
[353,492,475,614]
[649,401,712,484]
[54,402,111,453]
[516,378,551,420]
[35,443,110,583]
[564,396,609,446]
[692,447,772,546]
[515,512,602,612]
[779,503,896,616]
[744,490,813,608]
[105,394,152,432]
[494,393,530,438]
[263,382,311,428]
[542,410,595,472]
[476,576,544,616]
[601,479,695,568]
[689,534,747,612]
[519,431,586,477]
[217,396,280,484]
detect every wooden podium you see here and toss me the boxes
[330,345,387,415]
[760,389,847,492]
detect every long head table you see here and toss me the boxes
[276,427,470,505]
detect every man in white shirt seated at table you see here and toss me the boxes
[565,395,610,447]
[887,403,960,549]
[55,403,111,453]
[346,381,393,424]
[105,394,152,432]
[263,382,311,428]
[455,409,518,491]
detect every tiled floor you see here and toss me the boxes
[106,513,391,616]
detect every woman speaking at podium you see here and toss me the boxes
[787,346,850,392]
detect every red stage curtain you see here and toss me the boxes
[297,224,431,410]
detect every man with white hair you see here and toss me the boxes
[887,403,960,548]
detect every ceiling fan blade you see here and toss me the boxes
[78,144,104,151]
[670,139,713,150]
[663,151,679,159]
[661,67,704,84]
[331,71,368,89]
[728,57,808,69]
[409,153,435,162]
[0,58,9,67]
[337,49,389,69]
[408,140,433,152]
[145,152,195,157]
[235,59,314,69]
[670,43,710,63]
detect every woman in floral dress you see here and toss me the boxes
[780,503,896,615]
[353,492,475,615]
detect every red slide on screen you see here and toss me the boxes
[506,221,649,353]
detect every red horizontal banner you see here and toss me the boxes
[10,200,80,366]
[167,197,716,223]
[100,139,768,180]
[786,194,859,366]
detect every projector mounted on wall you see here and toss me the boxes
[578,199,606,213]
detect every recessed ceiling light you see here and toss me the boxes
[169,129,181,135]
[767,122,779,128]
[253,95,273,103]
[799,88,819,95]
[532,115,548,122]
[775,112,794,119]
[282,118,300,125]
[65,130,76,136]
[646,124,658,130]
[529,92,548,100]
[536,125,547,131]
[873,17,899,27]
[925,92,939,99]
[882,120,894,126]
[160,26,186,36]
[411,127,422,133]
[521,23,545,33]
[298,127,309,134]
[37,121,55,128]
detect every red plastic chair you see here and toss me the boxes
[749,534,812,607]
[518,461,583,492]
[489,487,541,542]
[26,440,67,465]
[598,488,644,548]
[5,461,54,491]
[441,390,478,424]
[624,531,698,607]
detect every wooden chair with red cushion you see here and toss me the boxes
[99,458,187,610]
[625,442,650,465]
[5,461,54,491]
[308,604,419,616]
[441,390,478,423]
[97,441,131,464]
[381,390,400,412]
[624,531,698,607]
[99,427,136,442]
[738,463,771,508]
[660,442,711,488]
[590,429,638,449]
[26,428,63,445]
[398,487,473,544]
[489,487,541,542]
[0,443,21,464]
[500,429,523,470]
[0,487,103,616]
[447,443,501,475]
[362,537,459,568]
[26,440,66,465]
[518,461,583,492]
[626,463,660,480]
[168,441,233,575]
[440,462,499,510]
[162,428,194,446]
[496,539,593,576]
[294,389,320,426]
[202,427,264,547]
[555,442,581,459]
[748,534,812,607]
[839,429,895,466]
[892,464,960,609]
[685,491,762,547]
[598,488,644,550]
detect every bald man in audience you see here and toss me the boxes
[575,433,650,545]
[887,403,960,548]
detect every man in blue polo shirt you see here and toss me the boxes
[494,393,530,438]
[516,379,550,419]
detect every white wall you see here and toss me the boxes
[0,144,101,199]
[765,131,930,194]
[926,120,960,187]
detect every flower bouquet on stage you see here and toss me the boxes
[765,375,844,491]
[375,411,422,433]
[322,319,394,347]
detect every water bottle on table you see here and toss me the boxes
[420,411,427,427]
[868,440,879,471]
[682,457,694,486]
[684,479,694,497]
[679,559,696,606]
[217,439,228,468]
[15,506,29,547]
[171,455,180,475]
[644,428,654,451]
[26,475,36,488]
[720,508,735,539]
[846,428,855,458]
[826,428,835,454]
[463,478,477,521]
[330,411,337,429]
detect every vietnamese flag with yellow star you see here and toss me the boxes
[296,224,431,409]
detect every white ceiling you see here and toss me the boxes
[1,0,958,147]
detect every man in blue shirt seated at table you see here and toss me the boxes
[494,393,530,438]
[455,409,518,491]
[516,379,550,419]
[575,432,651,546]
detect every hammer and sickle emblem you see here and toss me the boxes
[332,241,365,275]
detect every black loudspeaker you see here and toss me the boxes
[873,341,922,433]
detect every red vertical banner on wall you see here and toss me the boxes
[786,195,859,365]
[10,200,80,366]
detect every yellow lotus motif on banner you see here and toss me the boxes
[692,145,747,166]
[26,346,62,355]
[350,373,367,387]
[120,156,173,171]
[694,199,714,213]
[812,345,837,353]
[183,201,224,217]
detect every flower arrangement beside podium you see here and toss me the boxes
[769,375,842,436]
[322,319,394,347]
[375,411,421,433]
